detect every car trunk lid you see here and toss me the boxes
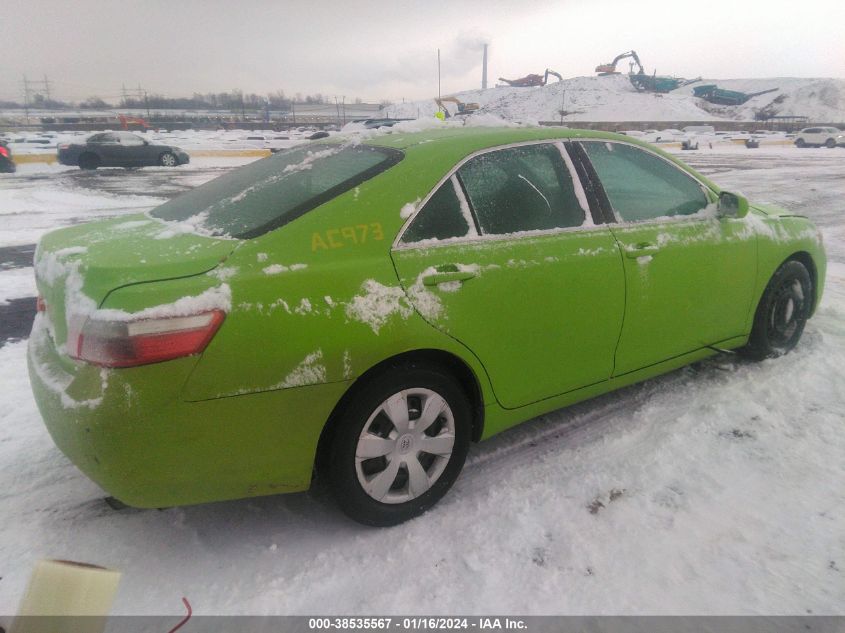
[34,214,237,351]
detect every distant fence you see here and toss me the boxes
[540,120,845,132]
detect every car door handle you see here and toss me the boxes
[624,243,660,258]
[421,270,477,287]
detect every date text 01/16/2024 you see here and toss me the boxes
[307,617,528,630]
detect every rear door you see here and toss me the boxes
[575,140,757,375]
[90,132,125,166]
[391,141,625,409]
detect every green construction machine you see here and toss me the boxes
[693,84,779,106]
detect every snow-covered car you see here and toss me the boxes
[29,128,827,526]
[57,131,190,169]
[794,127,844,148]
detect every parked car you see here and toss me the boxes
[794,127,844,148]
[57,131,190,169]
[0,141,15,173]
[30,128,826,526]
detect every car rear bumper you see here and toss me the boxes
[28,313,349,508]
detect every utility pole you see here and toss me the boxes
[482,44,488,90]
[437,48,441,102]
[22,75,30,124]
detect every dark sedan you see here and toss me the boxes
[57,132,190,169]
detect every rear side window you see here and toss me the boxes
[117,132,145,146]
[581,142,708,221]
[89,133,117,143]
[151,144,402,238]
[457,143,586,235]
[401,177,473,243]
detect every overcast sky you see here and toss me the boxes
[2,0,844,105]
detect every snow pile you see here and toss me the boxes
[0,267,37,304]
[345,279,414,334]
[262,263,307,276]
[384,74,845,123]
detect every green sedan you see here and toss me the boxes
[28,127,826,526]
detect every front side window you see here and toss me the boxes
[581,141,708,222]
[457,143,587,235]
[401,177,473,243]
[151,144,402,238]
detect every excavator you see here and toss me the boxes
[118,114,150,130]
[595,50,691,93]
[498,69,562,88]
[434,96,480,118]
[595,51,644,75]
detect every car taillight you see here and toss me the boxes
[69,309,225,368]
[58,144,69,150]
[0,146,8,158]
[36,295,46,312]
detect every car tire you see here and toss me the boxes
[328,364,472,526]
[795,138,806,148]
[159,152,177,167]
[78,154,99,170]
[741,260,812,361]
[825,138,836,148]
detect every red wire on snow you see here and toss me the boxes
[166,597,192,633]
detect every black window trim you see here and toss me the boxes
[574,138,717,226]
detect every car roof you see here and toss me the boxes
[360,126,627,152]
[325,125,719,194]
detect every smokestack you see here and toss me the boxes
[482,44,488,90]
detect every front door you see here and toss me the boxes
[577,140,757,375]
[391,142,625,409]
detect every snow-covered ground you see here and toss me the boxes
[386,75,845,124]
[0,145,843,618]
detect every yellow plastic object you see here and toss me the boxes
[10,559,121,633]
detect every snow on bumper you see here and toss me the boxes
[27,313,349,508]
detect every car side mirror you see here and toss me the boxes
[718,191,749,218]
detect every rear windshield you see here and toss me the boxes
[150,143,402,238]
